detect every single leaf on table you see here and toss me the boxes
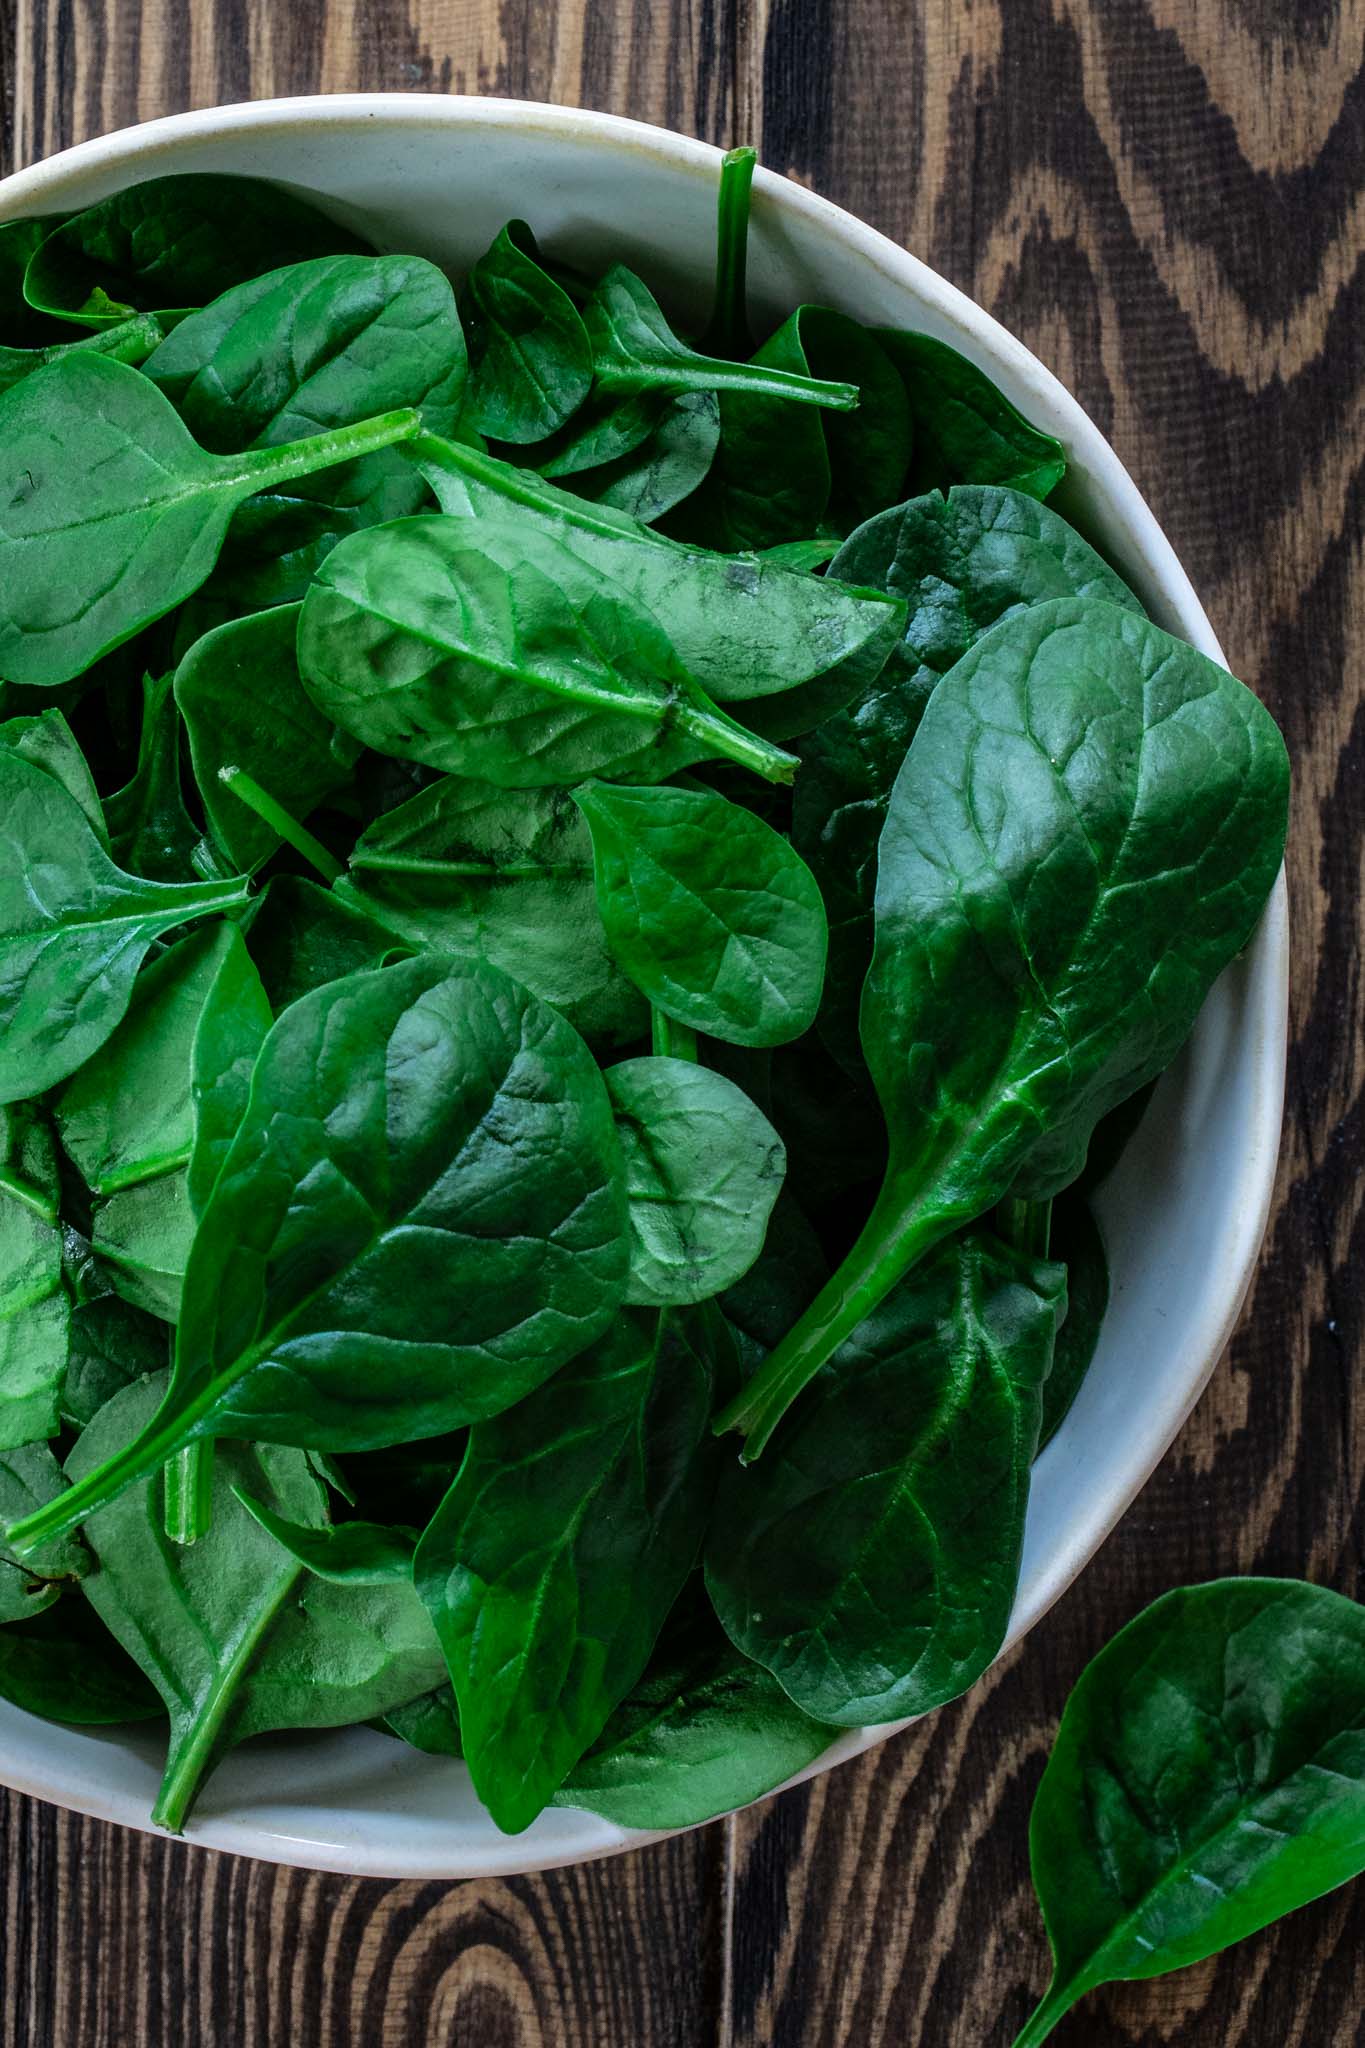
[707,1230,1065,1723]
[22,173,370,330]
[1013,1580,1365,2047]
[241,874,403,1010]
[175,604,357,870]
[0,1444,88,1624]
[1037,1192,1109,1452]
[672,306,911,554]
[0,312,165,398]
[60,1294,170,1430]
[338,772,645,1044]
[878,329,1067,500]
[380,1683,462,1756]
[0,1106,68,1449]
[144,252,467,452]
[573,780,828,1047]
[415,1308,718,1833]
[793,485,1144,1069]
[415,432,906,712]
[233,1490,418,1584]
[554,1580,837,1829]
[604,1057,786,1306]
[0,353,421,687]
[584,264,859,414]
[8,955,631,1554]
[718,597,1290,1456]
[0,705,106,840]
[460,220,592,443]
[298,513,797,788]
[104,671,202,881]
[0,1595,164,1723]
[69,1372,446,1831]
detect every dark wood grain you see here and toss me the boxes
[2,3,1363,2043]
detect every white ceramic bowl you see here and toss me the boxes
[0,94,1288,1878]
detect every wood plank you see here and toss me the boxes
[727,0,1365,2041]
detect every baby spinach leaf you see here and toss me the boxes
[241,874,401,1009]
[719,597,1290,1455]
[1037,1193,1109,1452]
[23,174,369,330]
[0,216,68,344]
[202,448,431,612]
[55,923,244,1196]
[878,330,1066,500]
[415,1308,717,1833]
[719,1191,827,1379]
[298,513,797,788]
[144,252,466,453]
[0,1596,163,1723]
[233,1490,418,1584]
[460,221,592,443]
[0,312,165,397]
[0,1444,87,1623]
[0,1295,70,1453]
[573,780,828,1047]
[671,309,909,554]
[415,431,905,711]
[9,955,631,1553]
[60,1294,170,1430]
[708,1230,1065,1723]
[585,265,859,414]
[103,672,201,881]
[0,705,106,840]
[175,604,356,870]
[554,1580,836,1829]
[69,1372,445,1830]
[604,1056,786,1306]
[559,392,722,524]
[1013,1580,1365,2047]
[186,923,273,1217]
[338,773,644,1043]
[91,1172,194,1324]
[380,1683,462,1756]
[0,757,248,1100]
[794,486,1143,1068]
[0,354,421,687]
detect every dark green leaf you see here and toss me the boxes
[10,955,631,1551]
[233,1490,418,1584]
[1037,1193,1109,1452]
[416,432,905,711]
[298,513,796,788]
[23,174,369,330]
[560,389,720,523]
[104,671,202,881]
[0,1597,163,1723]
[555,1580,836,1829]
[0,705,106,840]
[186,923,273,1217]
[794,485,1143,1068]
[91,1172,193,1324]
[380,1683,462,1756]
[0,757,249,1105]
[0,1444,87,1624]
[460,221,592,443]
[60,1294,170,1430]
[175,604,357,870]
[878,330,1067,499]
[0,312,165,398]
[720,597,1289,1454]
[0,354,420,687]
[338,773,645,1044]
[68,1372,445,1830]
[707,1230,1065,1722]
[241,874,402,1009]
[573,780,827,1047]
[604,1056,786,1305]
[415,1309,717,1833]
[1013,1580,1365,2047]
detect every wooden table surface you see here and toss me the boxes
[2,2,1364,2042]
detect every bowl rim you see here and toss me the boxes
[0,91,1289,1878]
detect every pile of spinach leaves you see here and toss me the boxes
[0,152,1287,1853]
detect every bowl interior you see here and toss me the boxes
[0,96,1287,1879]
